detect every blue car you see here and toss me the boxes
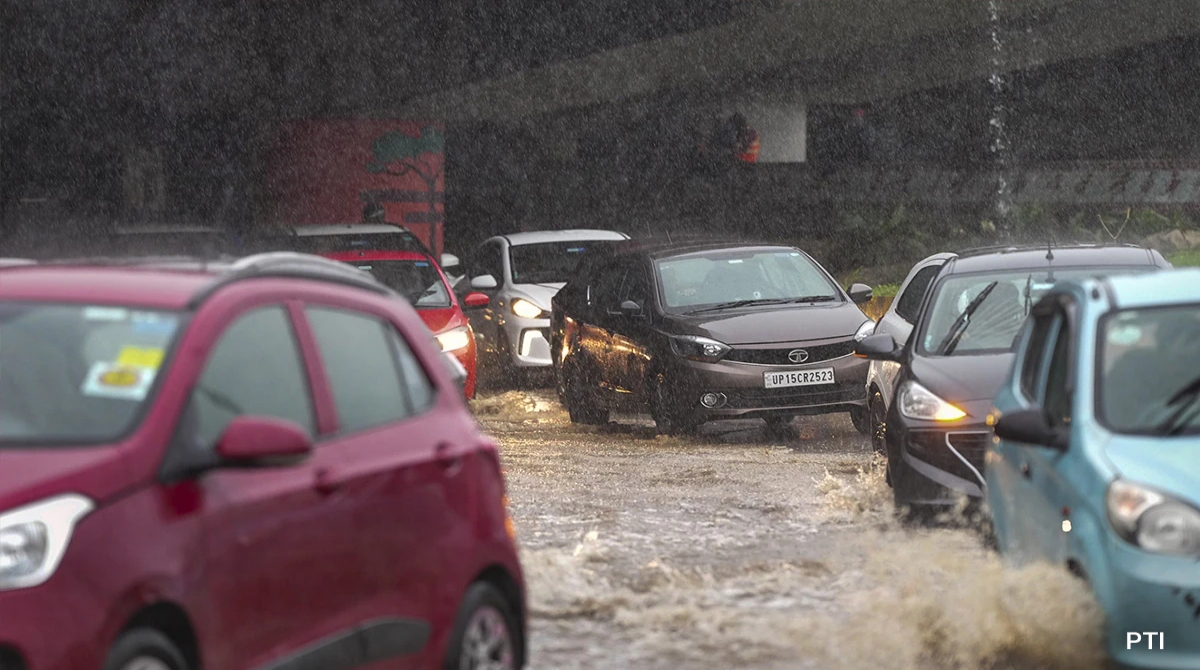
[986,267,1200,669]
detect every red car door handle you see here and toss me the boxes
[436,443,463,476]
[313,468,343,495]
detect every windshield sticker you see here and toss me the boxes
[1108,324,1143,346]
[567,247,585,253]
[129,313,178,336]
[116,346,165,370]
[415,261,430,266]
[83,307,129,321]
[80,362,156,401]
[727,259,744,264]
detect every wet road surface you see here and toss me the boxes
[472,389,1108,670]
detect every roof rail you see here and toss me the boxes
[187,252,393,309]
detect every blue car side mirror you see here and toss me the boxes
[993,409,1068,451]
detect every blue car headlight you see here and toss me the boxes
[1107,479,1200,556]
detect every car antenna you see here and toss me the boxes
[1045,230,1055,261]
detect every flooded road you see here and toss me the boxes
[473,390,1109,670]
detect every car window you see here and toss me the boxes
[1043,314,1073,427]
[1019,311,1057,400]
[894,264,940,323]
[389,327,436,414]
[618,262,650,309]
[590,262,628,313]
[306,307,416,433]
[471,242,504,283]
[181,306,314,452]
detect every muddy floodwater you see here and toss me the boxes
[472,390,1110,670]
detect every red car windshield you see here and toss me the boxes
[0,302,184,444]
[326,251,452,309]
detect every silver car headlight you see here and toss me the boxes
[854,319,876,342]
[1107,479,1200,556]
[897,380,967,422]
[0,494,93,591]
[510,299,545,320]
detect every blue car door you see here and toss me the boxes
[991,304,1060,557]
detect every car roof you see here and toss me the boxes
[112,224,223,235]
[943,244,1164,274]
[498,229,630,246]
[0,253,391,310]
[1100,267,1200,310]
[287,224,418,236]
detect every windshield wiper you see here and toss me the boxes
[1155,374,1200,436]
[685,296,835,315]
[1022,274,1033,315]
[935,281,999,356]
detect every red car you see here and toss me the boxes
[0,253,525,670]
[253,224,489,398]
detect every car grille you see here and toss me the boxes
[907,430,990,484]
[723,340,856,365]
[722,382,865,409]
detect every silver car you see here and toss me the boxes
[463,229,630,378]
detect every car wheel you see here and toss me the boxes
[651,373,699,436]
[444,582,520,670]
[849,405,871,437]
[104,629,189,670]
[563,360,609,425]
[868,391,887,455]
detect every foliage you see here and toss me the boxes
[365,125,444,185]
[873,282,901,298]
[1168,249,1200,267]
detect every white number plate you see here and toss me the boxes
[764,368,835,389]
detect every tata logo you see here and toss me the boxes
[788,349,809,364]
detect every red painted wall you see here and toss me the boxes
[259,119,445,255]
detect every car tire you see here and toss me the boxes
[849,405,871,437]
[651,373,699,436]
[868,391,887,455]
[563,360,609,425]
[444,582,520,670]
[104,629,189,670]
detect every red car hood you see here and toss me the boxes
[0,446,134,512]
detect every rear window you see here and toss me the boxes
[257,233,427,256]
[347,259,451,308]
[0,303,184,444]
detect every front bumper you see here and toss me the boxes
[890,421,991,503]
[0,571,109,669]
[501,317,552,368]
[667,353,868,419]
[1099,539,1200,668]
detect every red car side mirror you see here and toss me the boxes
[463,292,490,309]
[215,416,313,466]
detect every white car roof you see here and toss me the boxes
[114,224,221,235]
[498,229,630,246]
[292,224,411,236]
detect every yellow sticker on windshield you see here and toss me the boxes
[99,367,141,387]
[117,346,165,369]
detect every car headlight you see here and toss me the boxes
[0,494,93,591]
[854,319,876,342]
[897,380,967,421]
[511,299,545,319]
[669,335,731,363]
[1107,479,1200,556]
[436,326,472,353]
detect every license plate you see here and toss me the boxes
[764,368,835,388]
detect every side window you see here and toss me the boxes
[470,242,504,284]
[388,327,435,413]
[1043,315,1073,426]
[619,264,650,307]
[589,263,627,314]
[1019,312,1057,400]
[183,306,314,451]
[306,307,413,433]
[895,265,940,322]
